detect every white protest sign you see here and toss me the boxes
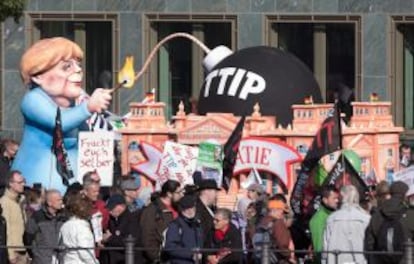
[393,165,414,196]
[77,131,114,186]
[158,141,199,186]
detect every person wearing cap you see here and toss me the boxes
[164,194,203,264]
[196,179,221,235]
[120,177,140,212]
[11,37,112,193]
[255,199,295,264]
[102,194,142,264]
[140,179,183,263]
[364,181,414,264]
[323,185,370,264]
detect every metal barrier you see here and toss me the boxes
[1,238,414,264]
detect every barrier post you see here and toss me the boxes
[261,232,270,264]
[125,235,136,264]
[404,238,413,264]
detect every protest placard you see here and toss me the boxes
[77,131,114,186]
[393,165,414,196]
[196,141,223,187]
[158,141,198,186]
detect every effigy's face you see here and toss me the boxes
[35,58,84,99]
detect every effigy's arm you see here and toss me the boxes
[21,90,91,133]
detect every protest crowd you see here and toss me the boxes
[0,137,414,264]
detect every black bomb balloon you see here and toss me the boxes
[198,46,322,126]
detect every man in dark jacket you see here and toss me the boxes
[23,189,66,264]
[205,208,243,264]
[140,179,183,263]
[164,194,203,264]
[196,179,220,235]
[364,181,414,264]
[103,194,142,264]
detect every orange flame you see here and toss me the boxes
[118,56,135,88]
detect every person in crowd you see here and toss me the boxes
[323,185,370,264]
[164,194,203,264]
[0,139,19,195]
[24,189,66,264]
[0,170,28,264]
[58,193,98,264]
[399,144,413,169]
[309,185,339,263]
[196,179,220,235]
[257,200,295,264]
[83,170,101,183]
[204,208,243,264]
[82,179,109,244]
[364,181,414,264]
[374,180,391,210]
[140,179,183,263]
[24,188,42,218]
[184,184,199,196]
[247,184,266,202]
[0,204,8,264]
[120,177,140,212]
[102,194,142,264]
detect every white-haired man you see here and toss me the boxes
[323,185,370,264]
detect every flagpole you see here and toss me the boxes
[335,98,346,186]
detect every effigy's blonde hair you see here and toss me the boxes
[20,37,83,85]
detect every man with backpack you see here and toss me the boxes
[364,181,414,264]
[253,200,296,264]
[140,180,183,263]
[164,194,203,264]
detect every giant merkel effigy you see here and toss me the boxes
[12,37,112,192]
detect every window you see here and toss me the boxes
[391,16,414,139]
[266,16,361,111]
[27,13,119,111]
[144,14,237,118]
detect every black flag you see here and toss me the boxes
[323,154,369,198]
[52,107,74,186]
[290,103,342,215]
[222,115,246,191]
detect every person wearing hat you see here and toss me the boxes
[255,199,295,264]
[196,179,221,235]
[102,194,142,264]
[164,194,203,264]
[365,181,414,264]
[120,177,140,212]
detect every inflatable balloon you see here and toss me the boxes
[342,149,362,173]
[198,46,322,126]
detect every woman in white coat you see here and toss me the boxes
[58,193,98,264]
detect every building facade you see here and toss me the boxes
[1,0,414,145]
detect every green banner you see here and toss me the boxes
[196,141,223,186]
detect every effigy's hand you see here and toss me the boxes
[88,88,112,113]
